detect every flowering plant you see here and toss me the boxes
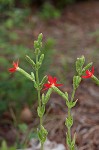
[9,33,99,150]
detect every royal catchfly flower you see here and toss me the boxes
[9,61,19,73]
[43,75,63,90]
[82,66,94,79]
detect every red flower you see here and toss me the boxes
[43,75,63,90]
[9,61,19,73]
[82,66,94,79]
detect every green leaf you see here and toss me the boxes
[37,105,45,118]
[34,81,38,89]
[65,116,73,128]
[36,62,41,69]
[43,88,53,104]
[71,133,76,148]
[42,93,45,103]
[64,92,68,101]
[18,123,28,133]
[40,75,48,89]
[39,54,44,65]
[31,72,35,81]
[66,133,71,147]
[66,100,78,108]
[73,76,81,89]
[38,33,43,42]
[26,55,36,69]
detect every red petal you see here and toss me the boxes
[13,61,19,68]
[86,70,90,75]
[91,66,94,74]
[53,77,57,83]
[55,83,63,87]
[48,75,53,84]
[44,83,51,88]
[82,75,90,78]
[9,68,16,73]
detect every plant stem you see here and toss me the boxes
[67,88,76,150]
[36,55,44,150]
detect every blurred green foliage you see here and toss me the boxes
[0,140,16,150]
[39,2,61,20]
[0,0,90,12]
[0,8,55,114]
[55,0,76,9]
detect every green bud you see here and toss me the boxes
[65,116,73,128]
[39,54,44,65]
[38,33,43,42]
[82,62,93,74]
[37,125,48,143]
[36,62,41,69]
[37,105,45,118]
[76,55,85,75]
[26,55,36,69]
[17,68,34,82]
[34,41,40,49]
[34,48,40,55]
[73,76,81,89]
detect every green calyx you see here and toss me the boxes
[17,67,34,82]
[92,75,99,85]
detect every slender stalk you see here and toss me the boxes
[36,55,44,150]
[67,88,76,150]
[68,108,71,141]
[71,88,76,102]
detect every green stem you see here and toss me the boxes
[67,88,76,150]
[68,108,71,142]
[36,55,44,150]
